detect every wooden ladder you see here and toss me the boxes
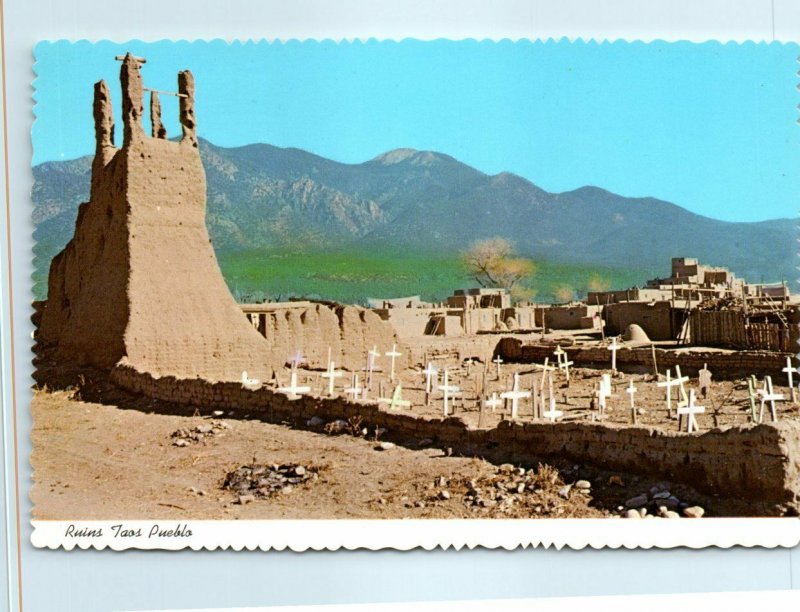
[760,293,789,329]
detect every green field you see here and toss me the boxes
[218,248,652,305]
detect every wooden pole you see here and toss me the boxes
[650,344,659,378]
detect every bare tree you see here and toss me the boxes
[587,273,611,293]
[461,237,536,294]
[553,284,575,304]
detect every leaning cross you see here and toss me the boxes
[657,369,686,418]
[674,365,690,409]
[438,369,461,417]
[554,346,573,383]
[501,372,531,420]
[378,383,411,411]
[758,376,784,423]
[561,356,574,384]
[534,357,556,391]
[321,361,344,396]
[747,375,759,422]
[677,389,705,433]
[385,344,402,382]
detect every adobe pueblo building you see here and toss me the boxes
[37,54,403,382]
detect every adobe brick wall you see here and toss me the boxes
[110,363,800,511]
[496,338,790,381]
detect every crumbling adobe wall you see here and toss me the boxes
[252,303,406,371]
[38,81,131,368]
[111,363,800,511]
[37,53,402,382]
[496,338,790,380]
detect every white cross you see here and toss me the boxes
[534,357,556,374]
[534,357,556,391]
[607,337,619,372]
[677,389,705,433]
[493,355,504,378]
[288,350,305,368]
[675,365,690,409]
[277,369,311,399]
[625,378,637,409]
[783,356,795,387]
[385,344,402,382]
[594,383,607,415]
[543,393,563,422]
[561,357,574,383]
[601,373,613,399]
[484,392,503,413]
[438,369,461,417]
[344,374,363,400]
[321,361,344,396]
[378,383,411,411]
[657,369,688,417]
[553,346,573,382]
[501,372,532,420]
[758,376,784,423]
[241,370,262,391]
[422,362,438,394]
[365,346,381,389]
[782,357,798,403]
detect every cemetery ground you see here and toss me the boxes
[280,357,799,433]
[30,355,787,520]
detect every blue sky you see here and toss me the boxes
[33,39,799,222]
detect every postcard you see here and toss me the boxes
[28,39,800,550]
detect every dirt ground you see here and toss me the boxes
[31,383,773,521]
[29,346,789,520]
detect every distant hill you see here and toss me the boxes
[32,139,796,298]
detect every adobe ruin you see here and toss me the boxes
[37,53,403,381]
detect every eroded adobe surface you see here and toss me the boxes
[38,53,403,381]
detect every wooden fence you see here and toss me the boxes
[690,311,748,348]
[690,310,790,351]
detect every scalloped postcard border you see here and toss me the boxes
[24,38,800,552]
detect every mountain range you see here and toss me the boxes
[32,138,795,297]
